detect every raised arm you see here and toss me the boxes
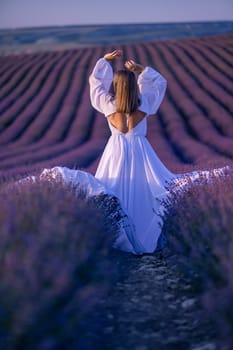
[89,50,122,115]
[89,58,113,114]
[125,59,167,115]
[138,66,167,115]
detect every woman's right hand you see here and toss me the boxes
[125,60,144,73]
[104,50,123,61]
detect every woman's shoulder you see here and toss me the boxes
[103,97,117,117]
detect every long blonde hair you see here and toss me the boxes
[113,70,139,113]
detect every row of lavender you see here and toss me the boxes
[0,34,233,176]
[0,175,122,349]
[162,167,233,349]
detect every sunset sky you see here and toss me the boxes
[1,0,233,29]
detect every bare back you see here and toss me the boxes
[108,110,146,133]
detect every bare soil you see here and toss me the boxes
[83,248,218,350]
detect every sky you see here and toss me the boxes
[0,0,233,29]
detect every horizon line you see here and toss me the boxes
[0,19,232,31]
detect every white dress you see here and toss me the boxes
[89,58,176,254]
[23,58,229,255]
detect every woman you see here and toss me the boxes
[89,49,177,254]
[26,49,228,255]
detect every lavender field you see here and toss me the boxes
[0,33,233,176]
[0,29,233,349]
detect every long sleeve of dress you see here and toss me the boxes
[89,58,116,117]
[137,66,167,116]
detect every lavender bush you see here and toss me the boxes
[161,167,233,348]
[0,176,121,349]
[203,241,233,350]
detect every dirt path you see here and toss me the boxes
[84,248,218,350]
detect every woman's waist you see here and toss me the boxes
[110,130,146,137]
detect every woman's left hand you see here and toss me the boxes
[104,50,123,60]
